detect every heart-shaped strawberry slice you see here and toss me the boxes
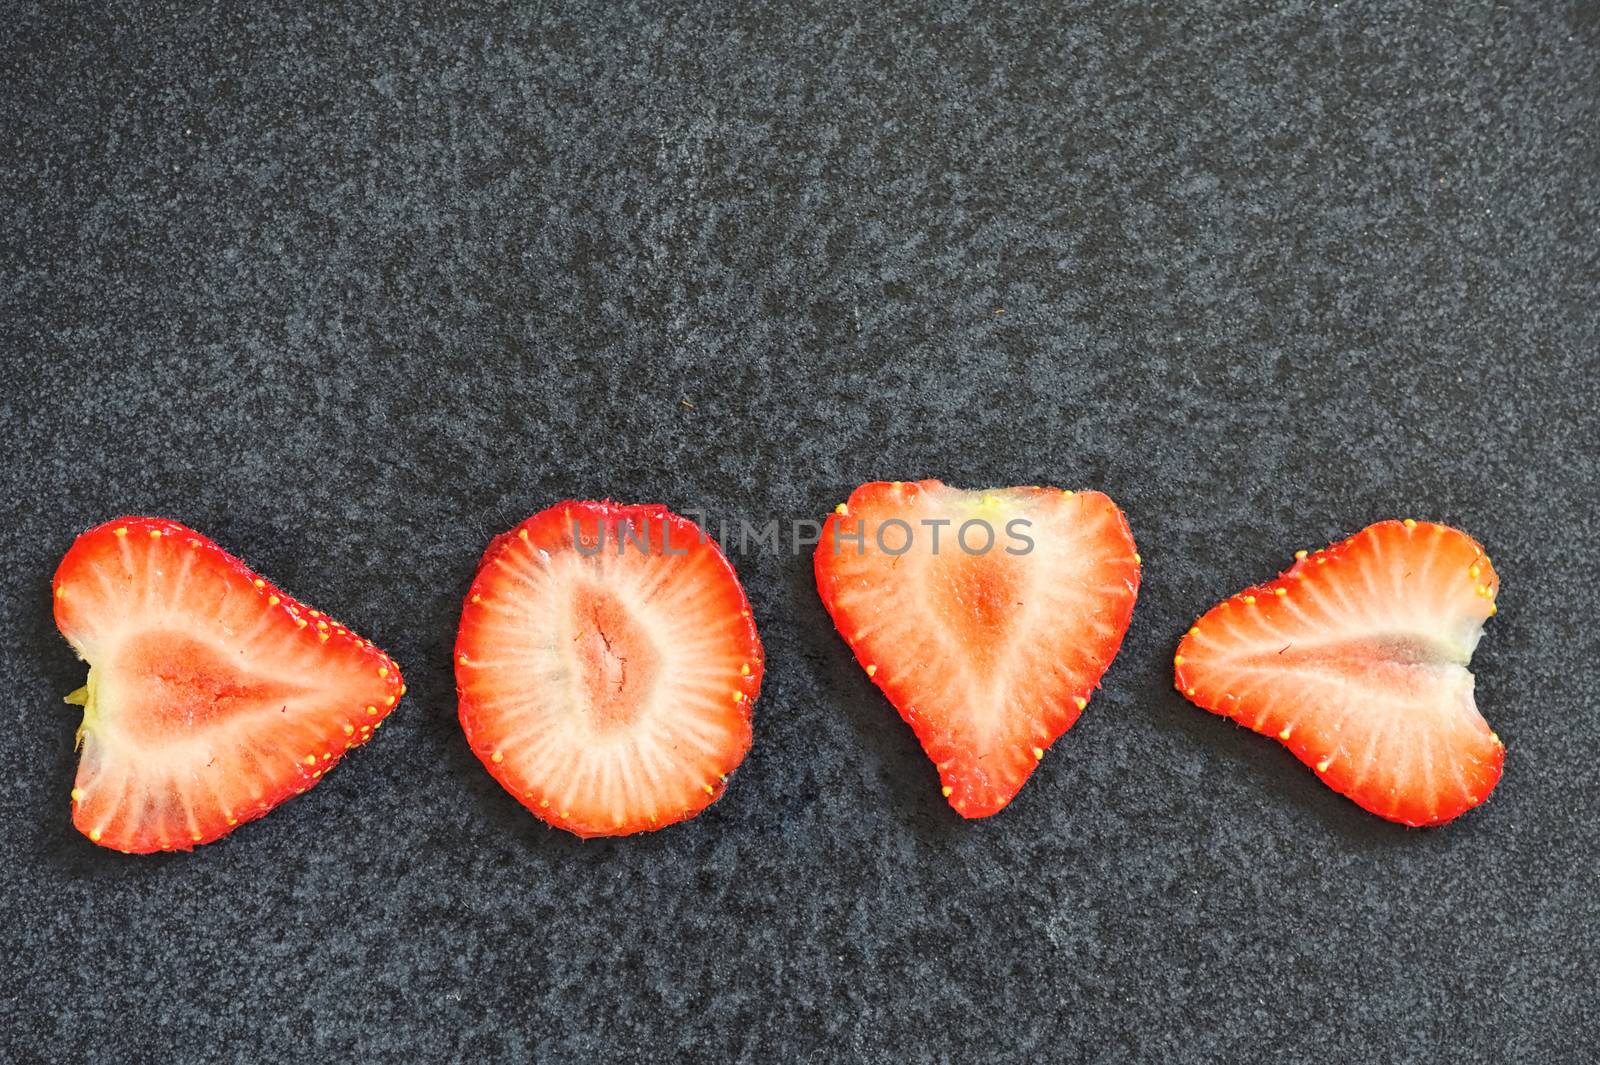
[53,516,403,852]
[1174,519,1504,826]
[814,480,1141,818]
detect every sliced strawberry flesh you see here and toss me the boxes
[815,481,1140,818]
[53,517,403,853]
[103,630,313,739]
[455,502,761,838]
[1175,519,1503,827]
[567,581,663,730]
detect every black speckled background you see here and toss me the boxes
[3,2,1598,1061]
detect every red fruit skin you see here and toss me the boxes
[455,501,763,838]
[53,516,404,853]
[1174,520,1504,828]
[814,479,1141,819]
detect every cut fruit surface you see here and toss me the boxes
[814,480,1141,818]
[1175,519,1504,827]
[455,502,762,838]
[52,516,403,853]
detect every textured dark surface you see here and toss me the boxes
[3,1,1598,1061]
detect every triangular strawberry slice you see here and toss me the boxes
[814,480,1141,818]
[52,517,404,853]
[455,502,762,838]
[1174,519,1504,827]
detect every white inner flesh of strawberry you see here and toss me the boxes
[463,540,752,827]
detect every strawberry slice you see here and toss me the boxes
[1174,519,1504,827]
[814,480,1141,818]
[455,502,762,838]
[52,516,404,853]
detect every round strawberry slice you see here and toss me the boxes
[52,516,404,853]
[1174,519,1504,827]
[455,502,762,838]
